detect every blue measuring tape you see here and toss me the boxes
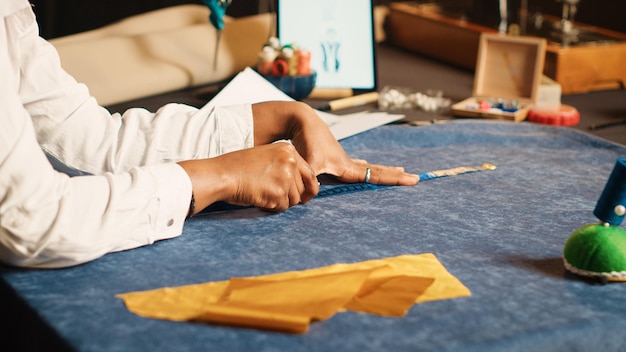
[317,183,387,197]
[199,182,387,214]
[315,168,469,197]
[198,164,496,214]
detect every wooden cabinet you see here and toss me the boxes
[387,2,626,94]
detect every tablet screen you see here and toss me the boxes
[276,0,377,94]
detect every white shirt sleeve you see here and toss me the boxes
[14,1,253,173]
[0,1,253,268]
[0,108,192,268]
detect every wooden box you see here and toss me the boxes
[387,2,488,70]
[451,33,546,122]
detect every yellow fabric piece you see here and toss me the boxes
[223,270,373,320]
[345,275,435,317]
[117,253,470,333]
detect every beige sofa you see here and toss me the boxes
[50,5,273,106]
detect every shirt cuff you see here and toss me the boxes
[147,163,193,243]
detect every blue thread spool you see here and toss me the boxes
[594,158,626,226]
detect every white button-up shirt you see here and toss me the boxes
[0,0,254,268]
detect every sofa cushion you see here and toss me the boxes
[50,5,272,105]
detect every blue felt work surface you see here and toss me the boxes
[2,120,626,352]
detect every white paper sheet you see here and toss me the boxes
[203,67,403,140]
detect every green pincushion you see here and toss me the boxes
[564,224,626,281]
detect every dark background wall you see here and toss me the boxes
[30,0,261,39]
[30,0,625,40]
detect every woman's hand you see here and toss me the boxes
[252,101,419,186]
[178,142,319,214]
